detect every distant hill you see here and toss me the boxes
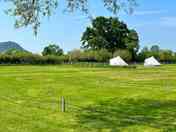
[0,41,26,53]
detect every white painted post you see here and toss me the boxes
[61,96,65,112]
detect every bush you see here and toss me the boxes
[0,49,112,65]
[0,54,65,65]
[82,50,96,62]
[94,49,112,62]
[137,49,175,63]
[42,44,63,56]
[137,51,159,62]
[159,50,174,63]
[113,50,132,62]
[136,45,176,63]
[67,49,112,63]
[68,49,82,62]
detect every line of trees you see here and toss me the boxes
[0,44,176,65]
[137,45,176,63]
[0,16,175,65]
[0,51,65,65]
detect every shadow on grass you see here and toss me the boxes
[76,98,176,131]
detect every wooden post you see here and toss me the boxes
[61,96,65,112]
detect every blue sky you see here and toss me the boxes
[0,0,176,53]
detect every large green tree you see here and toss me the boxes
[2,0,137,35]
[151,45,160,52]
[125,29,139,59]
[42,44,63,56]
[81,16,139,59]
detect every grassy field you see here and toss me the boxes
[0,65,176,132]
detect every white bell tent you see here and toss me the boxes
[110,56,128,66]
[144,56,161,66]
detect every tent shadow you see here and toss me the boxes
[76,98,176,131]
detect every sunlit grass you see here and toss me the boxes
[0,65,176,131]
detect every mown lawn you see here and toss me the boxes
[0,65,176,132]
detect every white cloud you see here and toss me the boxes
[160,17,176,27]
[133,10,168,16]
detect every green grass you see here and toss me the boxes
[0,64,176,132]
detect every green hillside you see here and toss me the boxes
[0,41,25,53]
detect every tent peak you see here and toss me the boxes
[110,56,128,66]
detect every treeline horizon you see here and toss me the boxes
[0,44,176,65]
[0,16,175,65]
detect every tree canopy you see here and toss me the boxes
[42,44,63,56]
[2,0,137,35]
[137,45,176,63]
[151,45,160,52]
[81,16,139,59]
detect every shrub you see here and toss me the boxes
[0,54,64,65]
[113,50,132,62]
[159,50,174,63]
[42,44,63,56]
[68,49,82,62]
[94,49,112,62]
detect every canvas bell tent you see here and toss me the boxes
[144,56,161,66]
[110,56,128,66]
